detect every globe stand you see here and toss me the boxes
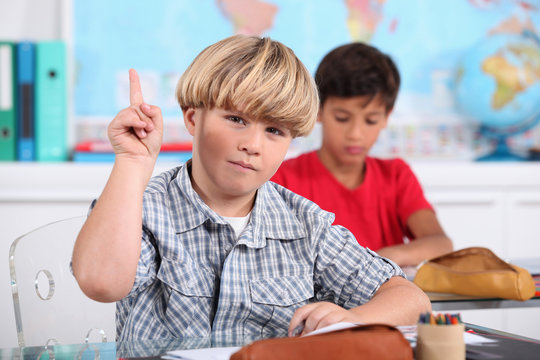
[477,136,526,162]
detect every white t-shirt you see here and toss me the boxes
[223,212,251,239]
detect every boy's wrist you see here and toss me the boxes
[112,155,157,186]
[114,153,157,167]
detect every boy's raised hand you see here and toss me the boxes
[107,69,163,161]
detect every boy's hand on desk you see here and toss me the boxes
[288,301,362,336]
[108,69,163,161]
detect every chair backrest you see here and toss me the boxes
[9,216,116,347]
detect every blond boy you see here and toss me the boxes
[72,35,430,341]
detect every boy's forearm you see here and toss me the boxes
[377,235,453,267]
[72,158,155,302]
[349,276,431,326]
[406,235,453,264]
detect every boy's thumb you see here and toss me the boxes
[140,103,161,118]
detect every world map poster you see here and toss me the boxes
[73,0,540,160]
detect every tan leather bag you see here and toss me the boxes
[230,324,412,360]
[414,247,536,301]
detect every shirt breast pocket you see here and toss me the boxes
[247,274,314,337]
[154,256,215,337]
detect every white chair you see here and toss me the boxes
[9,216,116,347]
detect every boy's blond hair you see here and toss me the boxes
[176,35,318,138]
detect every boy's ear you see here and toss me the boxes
[183,108,196,136]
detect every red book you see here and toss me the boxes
[75,140,192,153]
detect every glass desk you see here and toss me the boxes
[2,325,539,360]
[0,335,256,360]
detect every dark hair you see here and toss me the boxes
[314,42,400,112]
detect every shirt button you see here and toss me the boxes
[187,280,195,288]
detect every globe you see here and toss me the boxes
[454,31,540,160]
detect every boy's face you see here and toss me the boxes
[318,95,389,168]
[184,107,292,208]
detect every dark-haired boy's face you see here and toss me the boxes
[318,95,389,168]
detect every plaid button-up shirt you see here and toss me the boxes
[115,163,403,341]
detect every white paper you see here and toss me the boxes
[463,332,497,344]
[303,322,361,336]
[164,346,240,360]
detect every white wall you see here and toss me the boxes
[0,0,64,41]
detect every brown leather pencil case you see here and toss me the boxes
[230,323,413,360]
[413,247,536,301]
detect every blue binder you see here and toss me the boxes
[0,42,17,161]
[16,42,35,161]
[35,41,67,162]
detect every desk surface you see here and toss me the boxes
[429,292,540,311]
[465,323,540,360]
[2,324,539,360]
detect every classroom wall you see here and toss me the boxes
[0,0,63,41]
[1,0,539,349]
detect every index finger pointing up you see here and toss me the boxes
[129,68,144,106]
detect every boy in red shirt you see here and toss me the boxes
[272,43,452,267]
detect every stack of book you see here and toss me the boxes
[0,40,67,162]
[73,140,192,163]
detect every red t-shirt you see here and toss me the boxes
[271,151,433,250]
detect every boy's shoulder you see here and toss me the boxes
[367,155,408,167]
[145,166,183,194]
[262,180,335,224]
[366,156,421,188]
[251,181,338,243]
[366,156,413,174]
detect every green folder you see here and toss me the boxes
[35,41,67,162]
[0,42,17,161]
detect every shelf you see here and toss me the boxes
[1,161,540,202]
[0,162,176,202]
